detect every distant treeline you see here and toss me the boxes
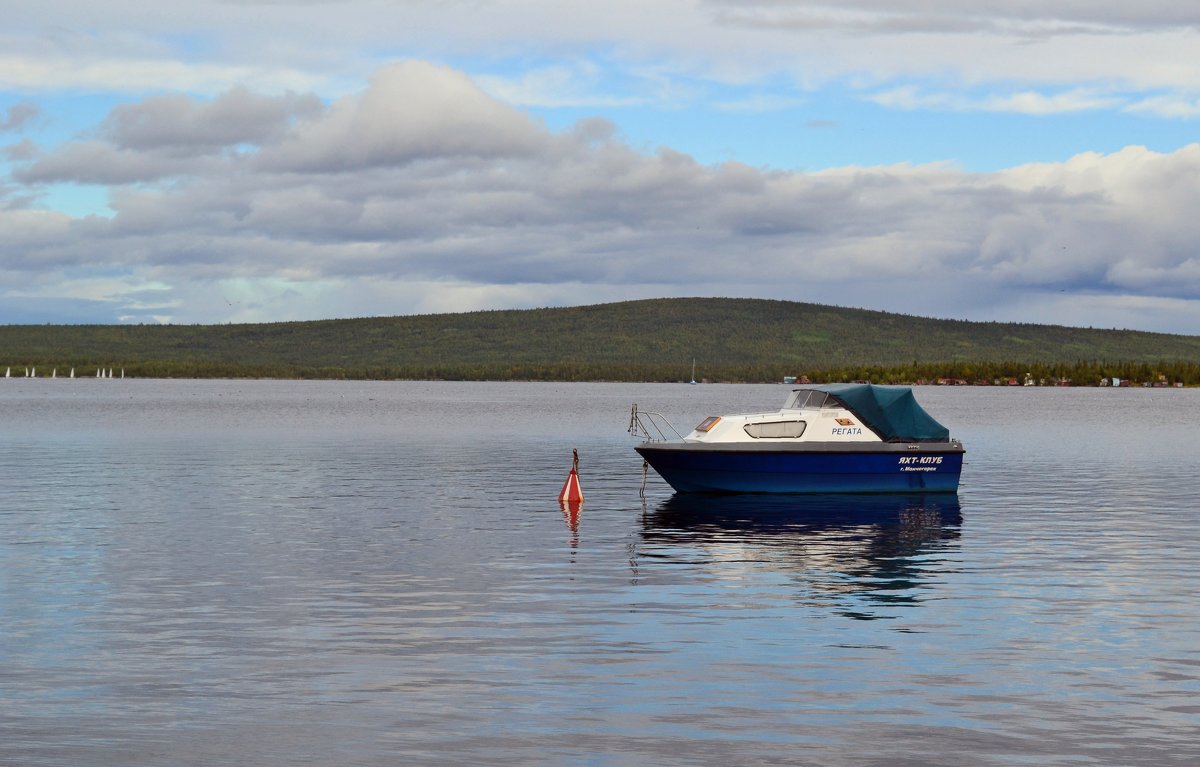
[5,359,1196,386]
[801,360,1200,387]
[2,298,1199,384]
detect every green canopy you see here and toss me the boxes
[810,384,951,442]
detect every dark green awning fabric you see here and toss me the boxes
[809,384,951,442]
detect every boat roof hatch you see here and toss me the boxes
[787,384,951,442]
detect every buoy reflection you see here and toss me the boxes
[559,499,582,548]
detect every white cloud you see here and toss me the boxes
[6,0,1200,334]
[476,65,648,109]
[3,138,39,162]
[705,1,1200,36]
[101,88,323,150]
[869,86,1124,115]
[4,61,1200,330]
[17,140,212,184]
[257,61,546,173]
[0,52,324,95]
[981,90,1124,114]
[0,102,39,132]
[4,1,1200,112]
[1124,95,1200,118]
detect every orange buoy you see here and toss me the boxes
[558,449,584,502]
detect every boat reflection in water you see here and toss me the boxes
[638,493,962,619]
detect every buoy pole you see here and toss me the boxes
[558,449,584,503]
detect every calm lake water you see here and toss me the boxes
[1,380,1198,766]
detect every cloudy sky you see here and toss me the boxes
[3,1,1200,332]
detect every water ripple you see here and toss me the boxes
[1,381,1198,765]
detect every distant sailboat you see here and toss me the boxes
[689,358,697,385]
[70,368,75,379]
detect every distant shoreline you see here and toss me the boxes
[2,298,1198,386]
[1,369,1192,387]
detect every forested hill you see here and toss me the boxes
[2,298,1199,382]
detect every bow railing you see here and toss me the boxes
[627,404,685,442]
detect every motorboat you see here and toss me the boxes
[629,383,964,494]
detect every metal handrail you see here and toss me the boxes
[628,404,685,441]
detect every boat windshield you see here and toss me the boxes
[783,390,839,409]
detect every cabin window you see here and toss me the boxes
[784,390,838,410]
[694,416,722,432]
[744,420,807,439]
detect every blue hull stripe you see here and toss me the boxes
[636,445,963,494]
